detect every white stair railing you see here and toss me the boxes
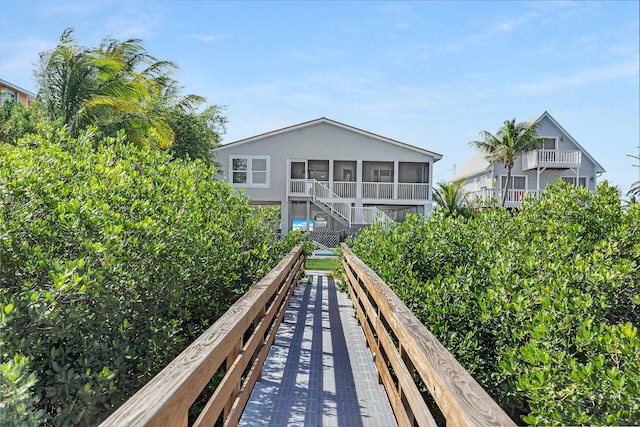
[310,180,353,225]
[307,180,395,228]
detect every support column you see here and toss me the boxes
[329,160,334,193]
[393,161,399,200]
[306,200,311,231]
[281,201,290,234]
[356,160,363,201]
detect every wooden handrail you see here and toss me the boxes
[100,245,305,427]
[341,244,515,427]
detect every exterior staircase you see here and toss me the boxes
[308,180,395,228]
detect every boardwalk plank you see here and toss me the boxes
[239,273,397,427]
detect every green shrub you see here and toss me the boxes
[349,182,640,424]
[0,127,299,425]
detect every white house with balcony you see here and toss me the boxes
[213,117,442,233]
[450,111,605,207]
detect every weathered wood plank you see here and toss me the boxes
[341,244,515,427]
[377,321,437,427]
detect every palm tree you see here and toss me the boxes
[433,180,469,216]
[35,28,183,148]
[470,118,540,207]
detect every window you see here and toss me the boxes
[500,176,526,189]
[1,89,17,106]
[562,176,587,187]
[538,137,557,150]
[230,156,269,187]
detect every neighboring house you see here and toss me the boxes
[214,117,442,233]
[451,111,605,207]
[0,78,36,108]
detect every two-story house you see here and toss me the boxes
[0,78,36,108]
[214,118,442,233]
[450,111,605,207]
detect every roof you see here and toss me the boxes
[531,111,605,174]
[0,78,36,98]
[450,110,605,182]
[215,117,443,160]
[450,150,491,182]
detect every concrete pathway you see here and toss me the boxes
[239,272,397,427]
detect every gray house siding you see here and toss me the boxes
[452,112,604,206]
[214,119,442,232]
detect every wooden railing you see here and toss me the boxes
[100,245,305,427]
[341,244,516,427]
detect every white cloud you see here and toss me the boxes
[443,12,541,52]
[187,33,231,43]
[513,61,640,95]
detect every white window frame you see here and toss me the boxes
[537,137,558,150]
[229,155,270,188]
[561,176,587,188]
[500,175,527,190]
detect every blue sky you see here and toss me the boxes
[2,1,639,193]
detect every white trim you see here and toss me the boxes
[561,175,588,188]
[499,174,527,190]
[229,155,270,188]
[537,136,558,150]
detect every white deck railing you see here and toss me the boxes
[332,181,357,198]
[397,183,429,200]
[289,179,310,196]
[362,182,394,199]
[468,189,541,207]
[523,149,581,170]
[288,180,429,201]
[351,207,395,227]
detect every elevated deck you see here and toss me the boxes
[239,273,396,426]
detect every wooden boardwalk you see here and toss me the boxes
[239,272,397,427]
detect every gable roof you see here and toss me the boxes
[450,110,605,182]
[527,111,605,174]
[215,117,443,160]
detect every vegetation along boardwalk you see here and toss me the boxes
[239,272,397,427]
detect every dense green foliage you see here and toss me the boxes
[0,128,300,425]
[0,102,53,146]
[629,151,639,198]
[349,182,640,425]
[432,180,471,217]
[167,105,227,162]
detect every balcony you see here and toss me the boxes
[288,179,430,201]
[523,149,581,170]
[467,188,542,208]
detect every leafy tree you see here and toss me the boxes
[433,180,470,217]
[470,118,540,206]
[0,101,52,144]
[167,105,227,161]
